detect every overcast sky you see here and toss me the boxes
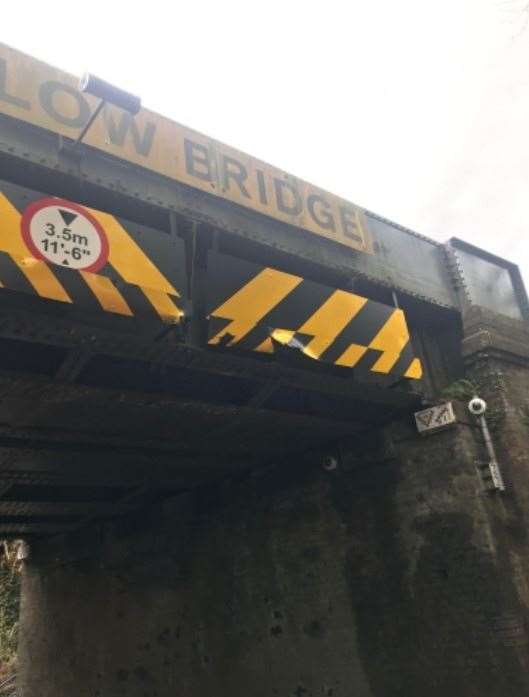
[5,0,529,282]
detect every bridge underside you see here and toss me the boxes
[0,114,473,541]
[0,292,419,538]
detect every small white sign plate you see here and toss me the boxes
[414,402,456,434]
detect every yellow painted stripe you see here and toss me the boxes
[142,287,183,322]
[0,193,37,258]
[369,309,410,374]
[335,343,368,368]
[80,271,133,316]
[296,290,367,359]
[404,357,423,379]
[209,268,302,346]
[0,194,72,303]
[88,209,179,297]
[13,257,72,303]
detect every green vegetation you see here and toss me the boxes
[0,543,20,677]
[441,379,477,401]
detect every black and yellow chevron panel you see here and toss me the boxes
[207,253,422,380]
[0,181,421,380]
[0,181,184,323]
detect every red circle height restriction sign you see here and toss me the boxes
[21,198,109,273]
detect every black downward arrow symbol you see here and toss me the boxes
[59,209,77,226]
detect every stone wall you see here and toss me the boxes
[18,391,529,696]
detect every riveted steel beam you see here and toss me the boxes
[0,305,420,409]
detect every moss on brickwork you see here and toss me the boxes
[466,359,508,432]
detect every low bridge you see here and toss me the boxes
[2,43,529,697]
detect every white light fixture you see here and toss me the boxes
[65,74,141,154]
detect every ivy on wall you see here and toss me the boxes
[0,543,20,676]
